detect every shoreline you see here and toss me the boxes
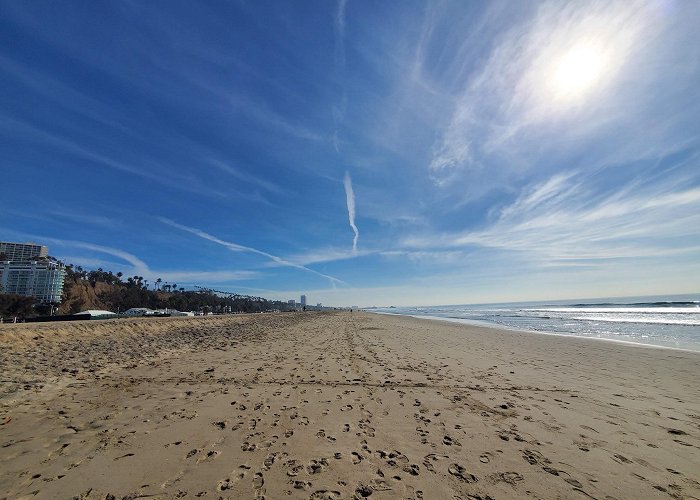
[370,309,700,353]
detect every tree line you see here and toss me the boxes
[0,261,294,318]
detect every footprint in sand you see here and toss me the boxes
[285,459,304,477]
[403,464,420,476]
[448,463,478,483]
[307,458,328,474]
[612,453,633,464]
[217,466,249,491]
[310,489,341,499]
[423,453,449,472]
[489,471,523,485]
[292,480,311,490]
[196,450,220,463]
[263,453,278,469]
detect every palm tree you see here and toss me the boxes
[155,278,162,291]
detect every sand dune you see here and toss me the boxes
[1,312,699,499]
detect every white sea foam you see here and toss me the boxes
[372,295,700,351]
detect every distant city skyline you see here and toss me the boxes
[1,1,699,307]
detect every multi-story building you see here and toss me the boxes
[300,295,307,307]
[0,260,66,303]
[0,241,66,303]
[0,241,48,261]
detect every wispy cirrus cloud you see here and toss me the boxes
[332,0,348,153]
[159,217,345,286]
[404,166,700,264]
[425,1,698,189]
[8,233,260,285]
[208,159,284,195]
[50,210,120,228]
[285,247,370,266]
[343,171,359,253]
[228,92,325,143]
[40,237,150,274]
[334,0,347,70]
[0,115,232,199]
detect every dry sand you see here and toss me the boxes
[1,311,699,499]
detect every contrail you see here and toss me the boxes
[159,217,345,286]
[343,171,359,253]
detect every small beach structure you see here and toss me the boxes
[75,310,117,320]
[123,307,155,317]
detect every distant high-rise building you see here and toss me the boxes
[0,241,48,261]
[288,299,295,306]
[0,241,65,303]
[300,295,307,307]
[0,260,65,303]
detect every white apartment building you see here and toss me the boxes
[0,241,66,303]
[0,260,66,303]
[0,241,48,261]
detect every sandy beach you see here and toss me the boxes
[1,311,699,499]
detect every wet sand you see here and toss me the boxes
[1,311,699,499]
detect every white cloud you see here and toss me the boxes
[208,159,283,195]
[285,247,369,266]
[334,0,347,70]
[51,210,120,228]
[228,92,325,142]
[404,169,700,264]
[0,115,230,199]
[426,1,695,188]
[42,237,150,274]
[332,0,348,153]
[343,171,360,253]
[159,217,345,286]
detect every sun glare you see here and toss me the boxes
[550,44,605,101]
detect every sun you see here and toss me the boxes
[550,43,606,101]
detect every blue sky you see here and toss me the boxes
[1,0,699,306]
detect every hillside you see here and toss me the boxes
[59,275,114,314]
[56,266,291,315]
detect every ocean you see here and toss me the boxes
[369,294,700,352]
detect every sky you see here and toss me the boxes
[1,0,699,307]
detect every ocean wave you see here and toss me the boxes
[528,307,700,314]
[568,315,700,326]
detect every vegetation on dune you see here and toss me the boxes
[0,294,37,318]
[0,262,294,318]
